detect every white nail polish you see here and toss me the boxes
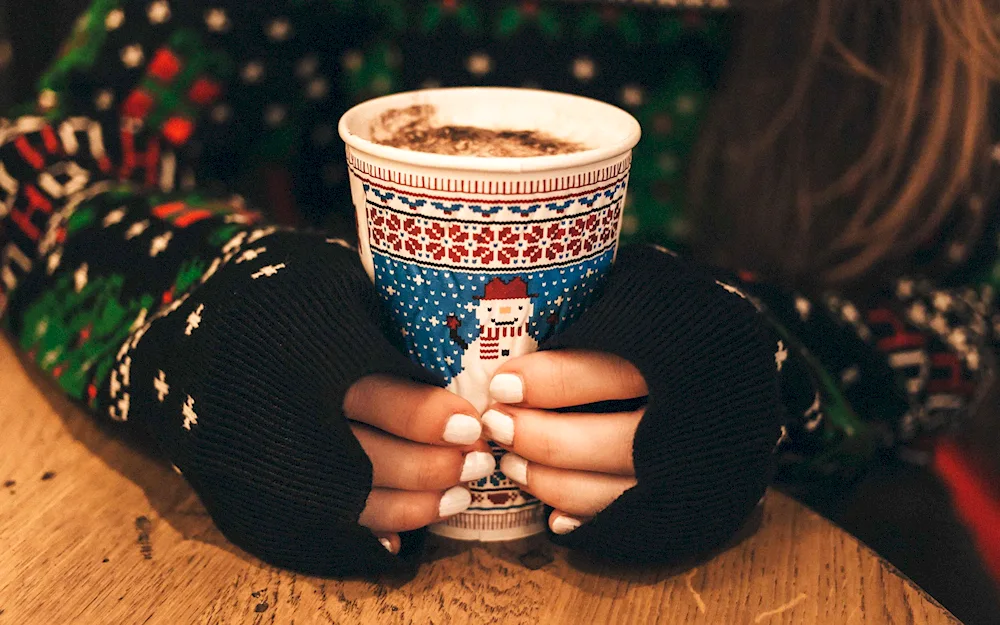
[499,453,528,484]
[438,486,472,518]
[551,515,582,535]
[490,373,524,404]
[481,409,515,445]
[442,413,482,445]
[460,451,497,482]
[378,537,394,553]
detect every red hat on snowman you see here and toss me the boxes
[473,277,537,301]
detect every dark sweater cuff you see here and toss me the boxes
[543,246,783,563]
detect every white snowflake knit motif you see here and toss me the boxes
[154,371,170,402]
[775,425,790,452]
[118,355,132,387]
[182,395,199,430]
[130,308,148,331]
[105,8,124,30]
[110,392,130,422]
[46,249,62,275]
[247,226,277,244]
[651,244,678,257]
[325,238,352,249]
[251,263,286,279]
[841,366,860,386]
[103,207,126,227]
[73,263,88,293]
[109,369,121,398]
[120,44,144,69]
[149,231,173,257]
[205,8,229,32]
[185,304,204,336]
[147,0,171,24]
[125,220,150,240]
[794,296,812,321]
[41,349,61,368]
[715,280,747,300]
[775,341,788,372]
[235,247,266,264]
[803,391,823,432]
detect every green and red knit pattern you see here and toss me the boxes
[0,0,996,577]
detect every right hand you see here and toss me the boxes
[344,375,495,553]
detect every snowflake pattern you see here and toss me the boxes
[182,395,198,430]
[775,341,788,372]
[154,370,170,402]
[373,249,613,382]
[185,303,204,336]
[251,263,286,279]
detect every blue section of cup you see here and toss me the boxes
[371,248,615,383]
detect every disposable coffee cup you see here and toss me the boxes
[339,87,640,541]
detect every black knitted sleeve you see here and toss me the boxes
[111,229,440,576]
[543,245,784,563]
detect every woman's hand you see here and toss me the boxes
[481,350,648,535]
[343,375,496,553]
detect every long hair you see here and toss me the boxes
[692,0,1000,474]
[691,0,1000,291]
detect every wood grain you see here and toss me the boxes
[0,336,960,624]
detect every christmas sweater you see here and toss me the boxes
[0,0,997,576]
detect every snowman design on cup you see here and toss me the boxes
[446,277,538,413]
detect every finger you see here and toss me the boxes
[548,510,590,536]
[359,486,472,533]
[490,350,648,409]
[481,405,640,475]
[373,532,401,554]
[352,423,496,490]
[499,453,635,518]
[345,375,482,445]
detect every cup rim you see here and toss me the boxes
[338,87,642,173]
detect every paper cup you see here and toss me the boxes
[339,87,640,541]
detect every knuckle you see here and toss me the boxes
[545,490,590,517]
[411,457,435,491]
[537,426,562,468]
[554,355,573,401]
[410,387,453,442]
[391,495,436,531]
[609,358,634,391]
[533,479,573,512]
[342,377,368,417]
[405,389,439,442]
[517,351,559,401]
[414,449,462,490]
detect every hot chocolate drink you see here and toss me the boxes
[370,105,585,157]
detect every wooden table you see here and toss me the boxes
[0,337,959,625]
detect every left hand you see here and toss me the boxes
[482,349,648,535]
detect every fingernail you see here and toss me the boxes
[551,515,582,535]
[378,537,394,553]
[499,453,528,484]
[460,451,497,482]
[438,486,472,518]
[442,413,482,445]
[481,409,515,445]
[490,373,524,404]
